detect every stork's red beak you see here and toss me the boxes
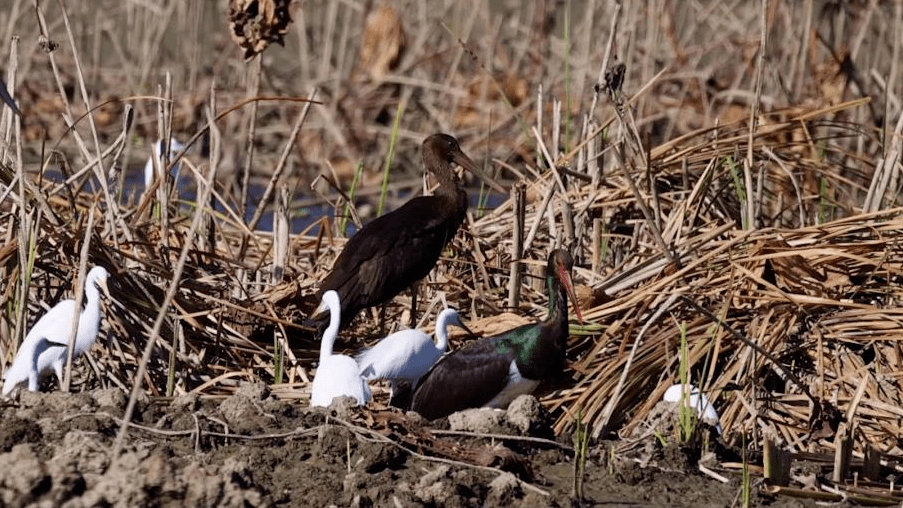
[557,261,583,324]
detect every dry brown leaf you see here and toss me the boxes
[467,312,533,337]
[228,0,293,59]
[357,3,406,80]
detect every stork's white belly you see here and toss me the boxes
[483,360,539,409]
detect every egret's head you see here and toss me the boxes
[443,309,476,337]
[316,290,341,316]
[88,266,112,300]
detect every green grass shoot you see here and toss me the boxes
[742,434,751,507]
[599,221,609,264]
[273,331,284,385]
[377,100,405,217]
[166,326,177,397]
[677,321,697,443]
[724,155,748,228]
[818,176,835,225]
[572,407,589,502]
[653,429,667,447]
[476,181,489,219]
[564,0,572,152]
[340,160,364,235]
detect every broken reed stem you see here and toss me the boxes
[10,35,27,355]
[523,180,555,254]
[561,199,575,247]
[62,205,95,392]
[273,186,290,281]
[166,317,179,397]
[105,104,133,202]
[591,218,602,273]
[744,0,768,229]
[588,0,621,119]
[13,201,32,359]
[155,81,170,244]
[507,182,525,309]
[1,36,18,145]
[162,72,176,190]
[241,54,262,217]
[553,98,561,159]
[886,2,902,152]
[248,87,317,231]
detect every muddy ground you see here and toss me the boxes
[0,384,825,508]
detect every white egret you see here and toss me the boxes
[663,383,722,435]
[2,266,111,396]
[310,290,372,407]
[143,138,185,189]
[357,308,472,397]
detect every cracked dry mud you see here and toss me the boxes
[0,384,819,507]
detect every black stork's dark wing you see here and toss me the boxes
[409,322,545,420]
[319,192,465,327]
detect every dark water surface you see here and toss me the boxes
[45,161,505,235]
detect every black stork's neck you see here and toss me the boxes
[546,262,570,336]
[513,249,581,379]
[546,249,581,327]
[421,134,475,203]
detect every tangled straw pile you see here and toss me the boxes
[4,93,903,462]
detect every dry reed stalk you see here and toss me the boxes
[248,88,317,231]
[240,55,262,216]
[61,204,94,392]
[507,182,524,310]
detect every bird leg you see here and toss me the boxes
[379,304,387,337]
[389,380,398,400]
[409,280,419,328]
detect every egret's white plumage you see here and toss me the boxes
[310,291,371,407]
[357,308,468,396]
[2,266,111,397]
[144,138,185,189]
[663,383,722,435]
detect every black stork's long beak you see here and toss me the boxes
[557,259,584,324]
[451,148,507,195]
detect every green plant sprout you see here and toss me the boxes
[572,408,589,502]
[339,160,364,236]
[677,321,698,443]
[166,329,176,397]
[653,429,668,447]
[377,100,405,217]
[742,434,751,507]
[273,331,284,385]
[723,155,748,229]
[564,0,572,153]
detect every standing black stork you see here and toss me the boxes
[409,249,583,420]
[316,133,500,329]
